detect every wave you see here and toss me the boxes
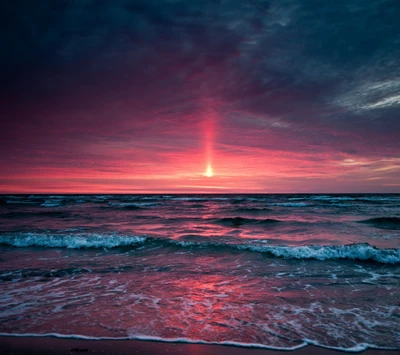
[288,195,400,205]
[0,233,146,249]
[0,211,70,219]
[5,200,39,205]
[108,202,157,209]
[214,217,281,227]
[164,197,208,202]
[358,217,400,230]
[107,204,143,210]
[169,197,229,201]
[41,199,64,207]
[234,207,271,213]
[237,243,400,264]
[0,333,397,353]
[0,267,91,282]
[188,203,207,208]
[1,233,398,264]
[272,202,309,207]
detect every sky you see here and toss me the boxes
[1,0,400,193]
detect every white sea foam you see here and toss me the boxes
[41,199,63,207]
[94,195,113,199]
[240,243,400,264]
[176,241,399,264]
[176,240,400,264]
[169,197,207,201]
[310,196,355,201]
[0,233,398,264]
[272,202,309,207]
[0,233,146,249]
[0,333,397,353]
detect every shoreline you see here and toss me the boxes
[1,337,399,355]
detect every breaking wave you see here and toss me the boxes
[0,233,399,264]
[237,243,400,265]
[0,233,146,249]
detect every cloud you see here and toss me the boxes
[0,0,399,192]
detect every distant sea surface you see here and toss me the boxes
[0,194,399,352]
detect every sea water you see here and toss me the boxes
[0,194,399,351]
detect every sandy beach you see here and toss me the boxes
[1,337,398,355]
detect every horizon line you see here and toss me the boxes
[1,192,399,195]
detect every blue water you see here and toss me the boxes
[0,194,399,351]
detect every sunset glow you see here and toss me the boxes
[205,164,214,178]
[0,1,399,193]
[1,3,400,354]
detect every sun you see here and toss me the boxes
[205,164,214,177]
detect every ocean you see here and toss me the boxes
[0,194,399,352]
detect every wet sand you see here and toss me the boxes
[0,337,398,355]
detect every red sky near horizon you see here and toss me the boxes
[1,1,400,193]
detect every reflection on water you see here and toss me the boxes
[0,194,399,351]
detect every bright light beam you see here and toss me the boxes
[203,103,215,178]
[205,163,214,177]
